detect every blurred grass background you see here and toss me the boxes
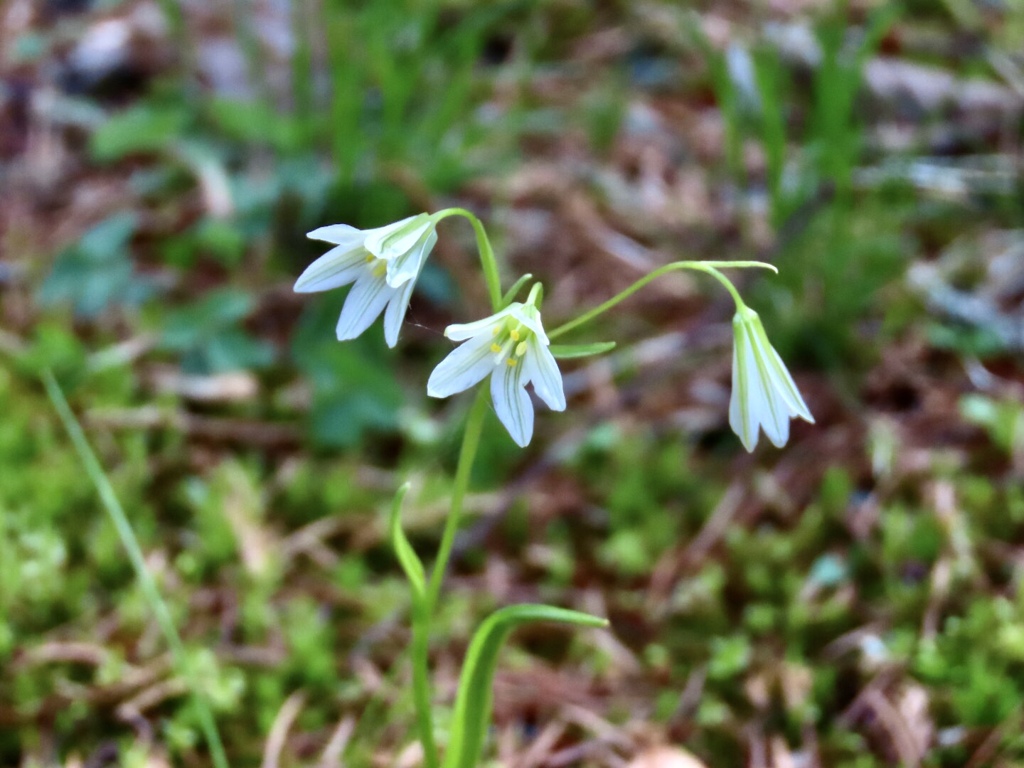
[2,0,1024,765]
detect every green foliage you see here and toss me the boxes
[390,482,426,600]
[550,341,616,359]
[960,394,1024,456]
[159,288,275,373]
[291,297,406,447]
[696,5,907,367]
[90,104,191,161]
[38,213,154,317]
[444,605,606,768]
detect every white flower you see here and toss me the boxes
[427,301,565,447]
[294,214,437,347]
[729,305,814,451]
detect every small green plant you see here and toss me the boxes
[289,208,812,765]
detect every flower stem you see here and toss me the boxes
[43,370,230,768]
[547,260,773,340]
[432,208,503,311]
[408,387,490,768]
[410,601,439,768]
[427,387,490,608]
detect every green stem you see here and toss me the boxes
[42,371,230,768]
[433,208,503,311]
[547,260,774,340]
[408,388,490,767]
[427,387,490,608]
[410,601,439,768]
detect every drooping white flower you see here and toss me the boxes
[427,300,565,447]
[294,214,437,347]
[729,305,814,451]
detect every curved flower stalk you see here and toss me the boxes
[294,214,438,347]
[729,304,814,451]
[427,287,565,447]
[541,258,812,450]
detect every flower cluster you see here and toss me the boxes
[295,215,811,450]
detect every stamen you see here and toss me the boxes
[506,358,517,367]
[372,261,388,278]
[510,329,520,341]
[492,326,501,336]
[515,341,528,357]
[493,337,515,365]
[365,254,375,263]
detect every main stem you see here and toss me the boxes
[410,388,490,768]
[410,601,438,768]
[43,371,230,768]
[428,387,490,607]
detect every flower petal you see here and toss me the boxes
[744,320,791,447]
[444,305,517,341]
[510,304,549,345]
[729,321,758,452]
[306,223,367,247]
[386,228,437,288]
[763,338,814,423]
[427,334,497,398]
[524,336,565,412]
[335,269,394,341]
[383,273,417,348]
[294,244,368,293]
[364,215,429,259]
[491,357,533,447]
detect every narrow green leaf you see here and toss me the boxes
[90,105,189,161]
[500,273,533,308]
[550,341,616,359]
[444,605,607,768]
[389,483,426,600]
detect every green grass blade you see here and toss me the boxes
[42,370,230,768]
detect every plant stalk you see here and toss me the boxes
[409,387,490,767]
[547,260,775,340]
[432,208,504,311]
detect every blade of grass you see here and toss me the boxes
[325,4,363,182]
[42,370,230,768]
[291,0,315,121]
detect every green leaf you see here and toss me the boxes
[444,605,607,768]
[389,483,425,600]
[291,298,405,447]
[90,105,189,161]
[549,342,616,359]
[205,98,304,153]
[38,213,154,317]
[160,289,254,350]
[499,274,533,308]
[159,289,274,374]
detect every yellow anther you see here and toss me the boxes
[492,326,501,336]
[515,341,528,357]
[365,254,375,263]
[372,261,387,278]
[490,343,502,354]
[506,358,517,367]
[510,329,520,341]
